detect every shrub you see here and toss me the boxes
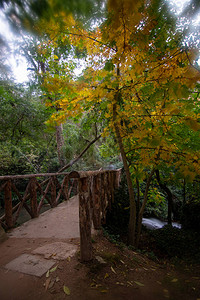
[150,225,200,262]
[181,201,200,233]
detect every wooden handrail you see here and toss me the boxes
[0,169,122,262]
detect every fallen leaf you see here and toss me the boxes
[171,278,178,283]
[111,266,116,274]
[56,277,60,282]
[63,285,70,295]
[49,279,55,289]
[134,281,144,287]
[90,283,96,287]
[120,260,125,264]
[104,273,109,279]
[143,267,148,271]
[100,290,108,293]
[46,270,50,278]
[50,265,58,273]
[116,282,124,286]
[45,278,51,291]
[127,281,133,286]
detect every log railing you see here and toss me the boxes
[70,169,121,261]
[0,172,77,230]
[0,169,121,261]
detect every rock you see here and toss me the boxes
[0,224,7,243]
[95,256,107,264]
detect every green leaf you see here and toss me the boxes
[134,281,145,287]
[46,270,50,278]
[50,265,58,273]
[63,285,71,295]
[104,60,114,71]
[171,278,178,283]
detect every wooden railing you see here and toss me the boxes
[0,169,121,261]
[71,169,121,261]
[0,172,77,230]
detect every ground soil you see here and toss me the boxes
[0,234,200,300]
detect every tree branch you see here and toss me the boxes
[57,134,101,173]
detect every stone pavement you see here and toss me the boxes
[8,195,80,239]
[0,196,80,278]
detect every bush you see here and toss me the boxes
[105,171,129,236]
[181,201,200,233]
[150,225,200,262]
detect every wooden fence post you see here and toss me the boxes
[51,176,57,207]
[92,175,101,229]
[79,176,93,262]
[30,178,38,218]
[63,175,69,201]
[4,180,13,228]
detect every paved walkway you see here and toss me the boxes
[8,195,80,239]
[0,196,81,280]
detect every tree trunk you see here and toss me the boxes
[56,124,66,167]
[136,168,155,247]
[156,169,173,225]
[113,103,136,246]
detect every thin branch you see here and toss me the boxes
[58,135,101,173]
[185,50,200,73]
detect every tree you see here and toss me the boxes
[1,0,199,245]
[0,82,57,174]
[35,0,200,246]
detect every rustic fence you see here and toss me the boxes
[0,169,121,261]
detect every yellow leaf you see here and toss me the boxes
[171,278,178,283]
[100,290,108,293]
[134,281,144,287]
[63,285,70,295]
[50,265,58,273]
[46,270,50,278]
[111,266,116,274]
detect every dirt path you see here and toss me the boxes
[0,197,199,299]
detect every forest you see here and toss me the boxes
[0,0,200,257]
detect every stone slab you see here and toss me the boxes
[32,242,78,260]
[4,254,55,277]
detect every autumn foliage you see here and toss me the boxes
[36,0,200,246]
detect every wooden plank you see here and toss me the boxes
[0,169,121,180]
[55,175,69,204]
[30,178,38,218]
[51,177,57,207]
[63,175,69,201]
[0,181,7,193]
[37,180,52,213]
[101,173,107,224]
[0,172,70,180]
[92,175,101,229]
[4,180,13,228]
[79,177,93,262]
